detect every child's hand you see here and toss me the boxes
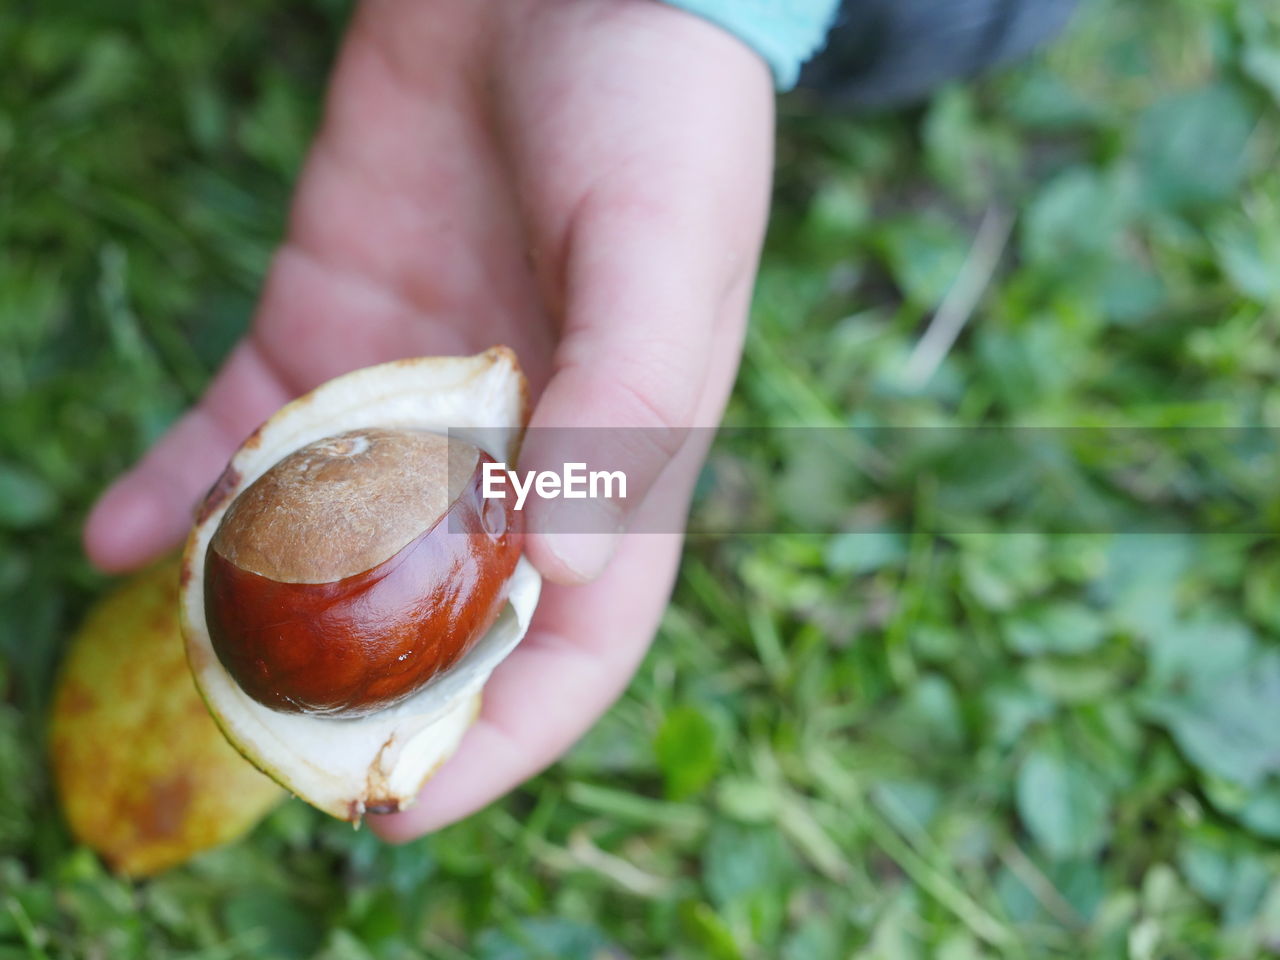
[83,0,773,839]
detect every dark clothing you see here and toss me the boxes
[801,0,1079,106]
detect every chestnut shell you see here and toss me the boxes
[203,439,521,718]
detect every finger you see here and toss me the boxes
[368,416,718,841]
[82,341,292,572]
[513,108,770,584]
[369,527,686,842]
[516,206,732,584]
[494,6,774,585]
[369,291,752,841]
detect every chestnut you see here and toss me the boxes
[203,427,521,718]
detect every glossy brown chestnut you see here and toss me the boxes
[203,427,521,718]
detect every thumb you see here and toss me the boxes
[496,2,776,583]
[517,195,744,585]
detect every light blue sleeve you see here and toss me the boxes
[655,0,842,90]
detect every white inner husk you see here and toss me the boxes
[180,352,541,821]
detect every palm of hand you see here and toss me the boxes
[86,0,773,837]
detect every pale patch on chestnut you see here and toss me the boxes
[208,427,478,584]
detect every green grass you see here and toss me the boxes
[5,0,1280,956]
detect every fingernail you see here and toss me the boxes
[540,500,622,582]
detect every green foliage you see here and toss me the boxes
[5,0,1280,957]
[655,706,721,801]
